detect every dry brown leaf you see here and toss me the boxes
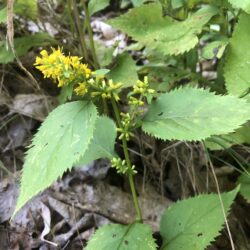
[11,94,58,121]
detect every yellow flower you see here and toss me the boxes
[80,64,92,78]
[74,82,88,96]
[34,48,92,88]
[40,50,48,57]
[61,56,71,71]
[71,56,81,69]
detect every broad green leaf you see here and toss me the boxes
[228,0,250,14]
[89,0,110,16]
[15,0,38,20]
[86,223,157,250]
[108,52,138,88]
[0,7,7,23]
[205,125,250,150]
[76,116,117,165]
[224,13,250,100]
[238,172,250,203]
[107,4,218,55]
[0,33,56,64]
[14,101,98,215]
[160,188,239,250]
[142,87,250,141]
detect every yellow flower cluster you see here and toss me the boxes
[34,48,92,88]
[34,49,155,107]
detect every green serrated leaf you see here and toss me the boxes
[89,0,110,16]
[238,171,250,203]
[228,0,250,14]
[224,13,250,100]
[142,87,250,141]
[108,52,138,88]
[86,223,157,250]
[75,116,117,166]
[0,33,57,64]
[107,4,218,55]
[14,101,98,215]
[160,188,239,250]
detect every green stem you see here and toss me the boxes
[66,0,77,40]
[82,0,99,69]
[160,0,172,16]
[72,0,89,62]
[111,97,143,222]
[102,98,109,115]
[220,1,229,36]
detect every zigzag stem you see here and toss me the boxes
[111,97,143,222]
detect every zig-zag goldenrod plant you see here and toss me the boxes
[13,1,250,248]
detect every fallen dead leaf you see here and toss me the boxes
[11,94,58,121]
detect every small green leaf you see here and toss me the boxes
[0,33,56,64]
[94,68,111,77]
[0,6,7,23]
[95,41,114,67]
[14,101,98,215]
[172,0,186,9]
[224,13,250,100]
[108,52,138,88]
[160,188,239,250]
[228,0,250,14]
[107,4,218,55]
[201,39,228,59]
[238,171,250,203]
[205,124,250,150]
[142,87,250,141]
[89,0,110,16]
[86,223,157,250]
[75,116,117,165]
[58,84,74,104]
[143,66,191,92]
[15,0,38,20]
[131,0,146,7]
